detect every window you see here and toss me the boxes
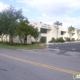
[61,31,64,35]
[40,28,47,33]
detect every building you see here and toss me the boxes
[29,20,79,43]
[0,20,79,43]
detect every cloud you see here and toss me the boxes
[22,8,29,12]
[16,0,80,15]
[16,0,80,28]
[16,7,29,13]
[0,2,9,12]
[36,13,80,28]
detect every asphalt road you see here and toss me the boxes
[49,42,80,52]
[0,43,80,80]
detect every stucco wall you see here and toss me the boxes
[0,21,79,43]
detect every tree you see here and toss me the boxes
[77,29,80,40]
[17,19,39,44]
[17,18,30,44]
[30,25,40,42]
[0,6,23,45]
[54,21,62,39]
[68,25,75,40]
[0,29,3,42]
[0,12,5,42]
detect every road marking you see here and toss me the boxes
[55,47,59,49]
[0,53,80,74]
[72,48,76,50]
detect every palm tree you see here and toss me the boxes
[54,21,62,39]
[77,29,80,40]
[68,25,75,40]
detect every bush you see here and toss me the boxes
[32,42,36,44]
[49,38,55,43]
[49,40,53,43]
[55,37,65,42]
[65,37,70,42]
[40,37,46,43]
[71,38,75,41]
[76,39,80,41]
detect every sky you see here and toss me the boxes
[0,0,80,28]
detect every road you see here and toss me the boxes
[48,42,80,52]
[0,42,80,80]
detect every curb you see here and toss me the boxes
[46,41,80,46]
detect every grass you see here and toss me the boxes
[0,42,46,50]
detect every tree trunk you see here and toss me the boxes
[1,35,4,42]
[35,38,37,44]
[19,36,23,44]
[9,35,13,45]
[24,35,27,45]
[6,35,7,43]
[0,36,2,42]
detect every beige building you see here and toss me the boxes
[0,20,80,43]
[29,21,79,43]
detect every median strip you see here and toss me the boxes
[0,53,80,74]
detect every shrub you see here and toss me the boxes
[71,38,75,41]
[52,38,55,42]
[32,42,36,44]
[49,38,55,43]
[40,37,46,43]
[49,40,53,43]
[65,37,70,42]
[76,39,80,41]
[55,37,65,42]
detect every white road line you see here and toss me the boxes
[72,48,76,50]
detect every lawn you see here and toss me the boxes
[0,42,46,50]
